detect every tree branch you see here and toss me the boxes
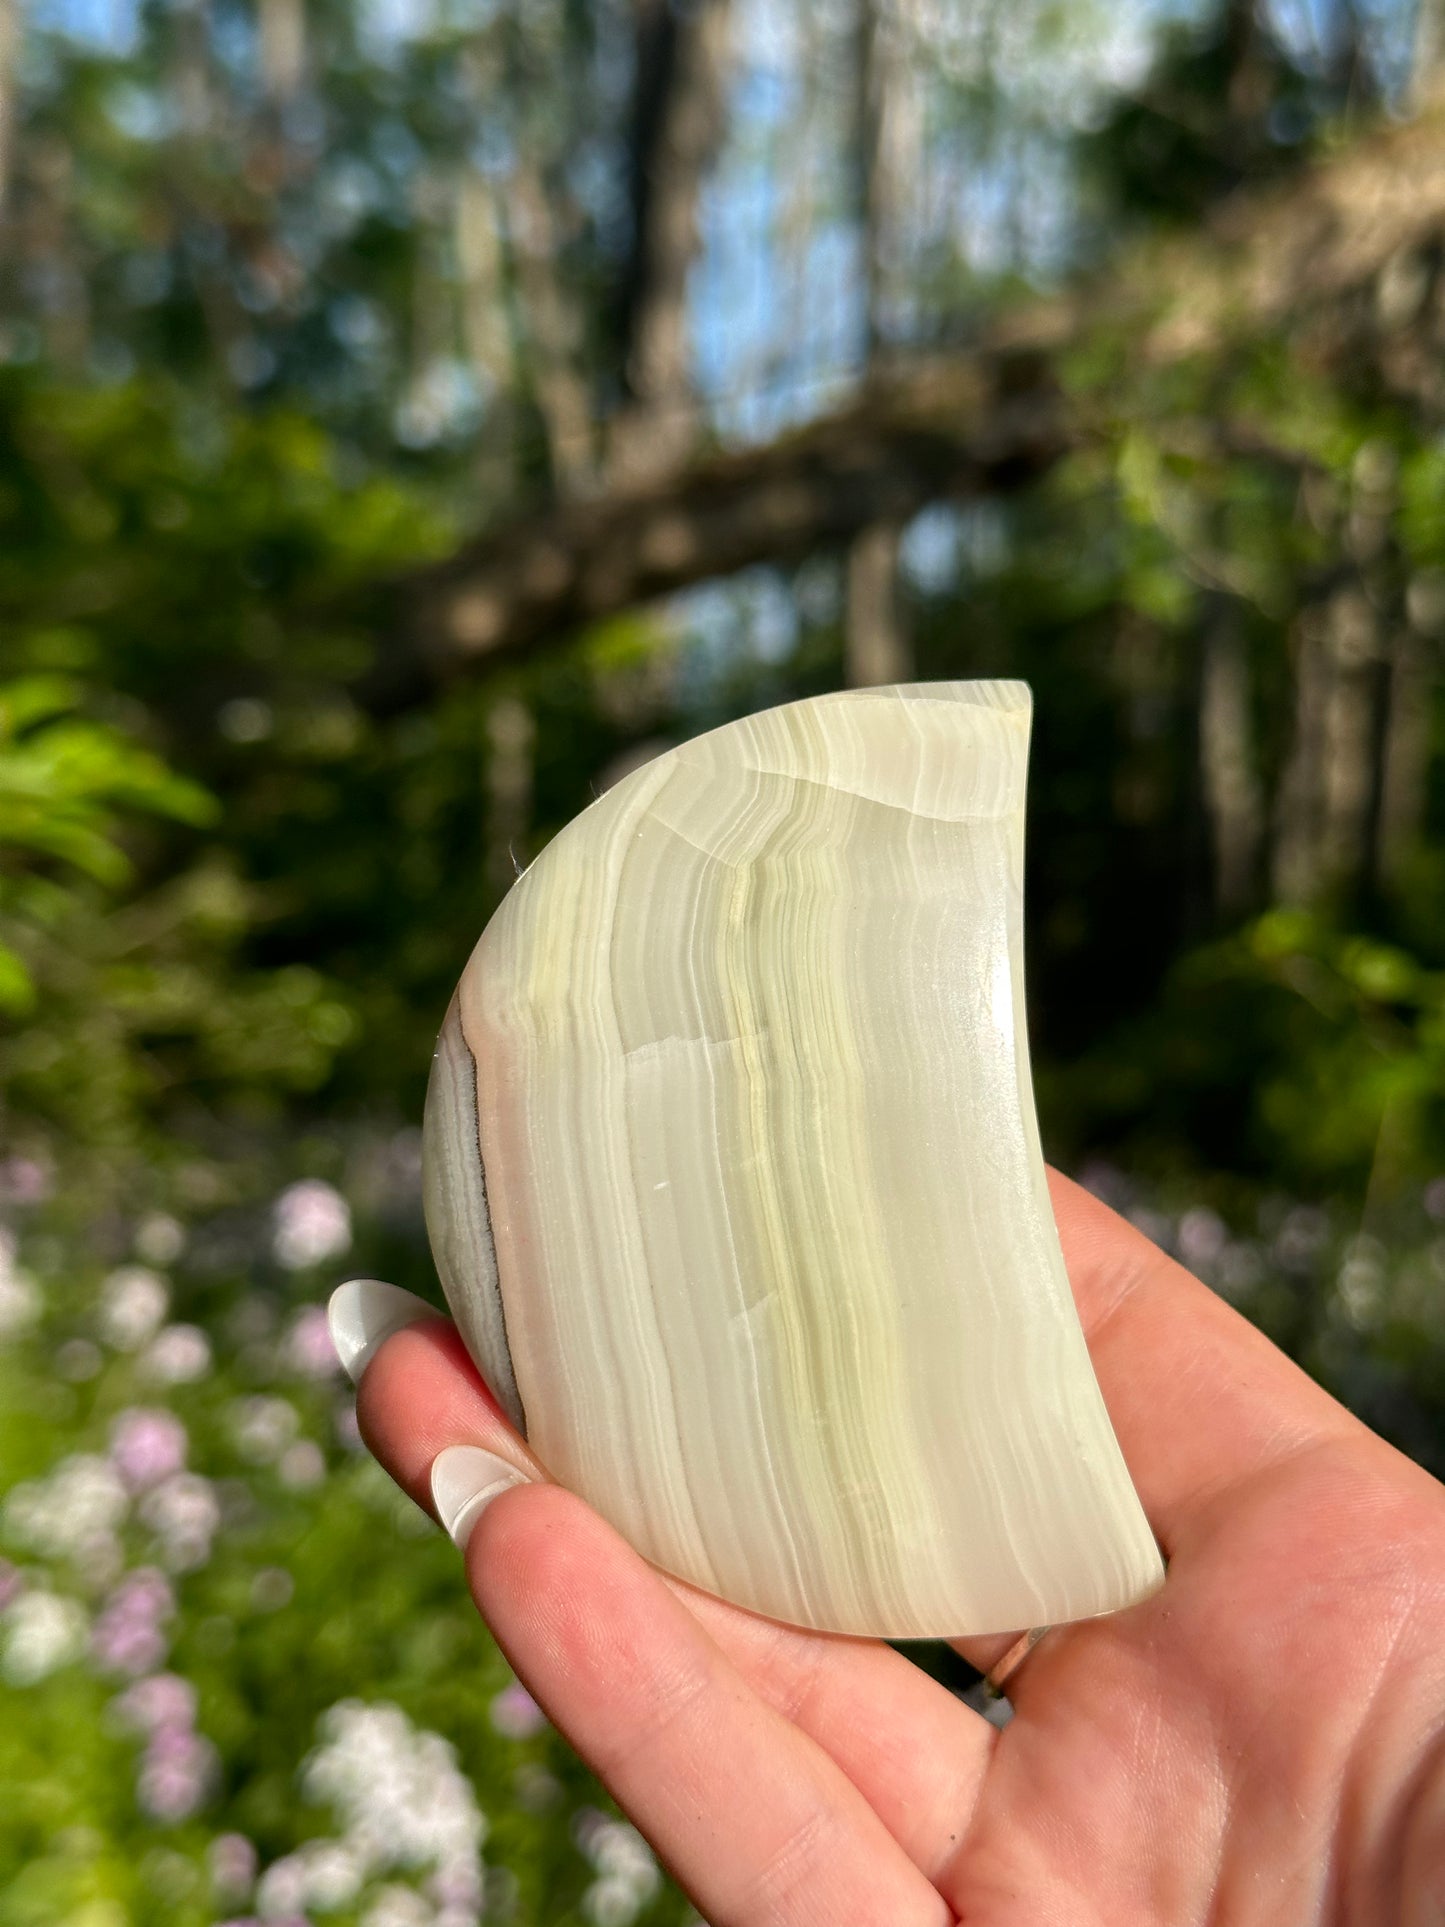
[386,95,1445,692]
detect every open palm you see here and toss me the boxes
[351,1174,1445,1926]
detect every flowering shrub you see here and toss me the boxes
[0,1152,693,1927]
[3,1145,1444,1925]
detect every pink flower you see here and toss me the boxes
[109,1409,188,1490]
[272,1180,351,1271]
[284,1305,339,1378]
[138,1473,220,1572]
[113,1671,197,1735]
[0,1157,51,1204]
[138,1728,218,1821]
[112,1567,174,1619]
[490,1679,547,1740]
[91,1567,174,1677]
[92,1612,167,1678]
[208,1832,258,1904]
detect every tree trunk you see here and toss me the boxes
[455,165,515,493]
[0,0,19,216]
[1414,0,1445,103]
[846,521,909,686]
[1198,614,1263,915]
[1318,591,1378,890]
[1374,629,1434,888]
[1272,613,1329,904]
[258,0,306,101]
[508,163,597,495]
[1274,586,1382,902]
[1222,0,1269,124]
[846,0,915,686]
[456,170,510,387]
[484,694,536,898]
[607,0,732,488]
[172,0,212,137]
[28,136,88,368]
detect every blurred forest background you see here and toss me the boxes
[2,0,1445,1921]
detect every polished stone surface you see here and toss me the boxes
[424,682,1164,1637]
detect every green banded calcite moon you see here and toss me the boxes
[423,681,1163,1638]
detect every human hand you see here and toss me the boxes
[331,1172,1445,1926]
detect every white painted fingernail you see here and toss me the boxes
[430,1445,531,1551]
[327,1279,437,1385]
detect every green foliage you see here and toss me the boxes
[0,674,217,1017]
[1,0,1444,1916]
[1037,908,1445,1189]
[0,1170,694,1927]
[1078,4,1363,230]
[1190,911,1445,1182]
[0,367,459,1160]
[0,675,214,882]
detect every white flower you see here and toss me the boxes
[255,1850,309,1918]
[256,1839,364,1918]
[139,1324,213,1385]
[1177,1206,1227,1273]
[227,1396,300,1465]
[301,1701,486,1894]
[273,1180,352,1271]
[97,1266,170,1351]
[1337,1236,1388,1329]
[134,1213,185,1266]
[2,1590,88,1685]
[592,1823,659,1894]
[278,1441,326,1491]
[362,1884,436,1927]
[577,1816,660,1925]
[301,1839,365,1911]
[3,1454,128,1561]
[583,1874,646,1927]
[0,1239,41,1340]
[138,1473,221,1571]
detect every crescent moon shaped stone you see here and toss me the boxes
[423,681,1164,1638]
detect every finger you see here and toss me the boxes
[954,1170,1363,1677]
[666,1580,994,1884]
[357,1318,994,1884]
[467,1479,955,1927]
[351,1312,546,1482]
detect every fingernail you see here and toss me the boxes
[327,1279,438,1385]
[430,1445,531,1551]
